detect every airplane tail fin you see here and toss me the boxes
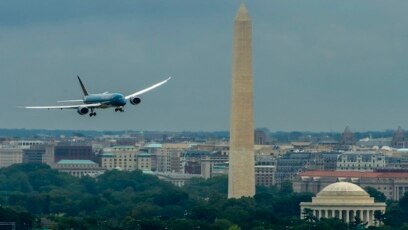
[77,75,89,96]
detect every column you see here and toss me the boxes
[363,210,368,223]
[345,209,350,223]
[339,210,343,221]
[368,210,373,226]
[358,209,363,221]
[350,210,355,223]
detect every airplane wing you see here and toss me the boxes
[24,103,101,110]
[125,77,171,100]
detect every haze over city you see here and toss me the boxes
[1,0,408,132]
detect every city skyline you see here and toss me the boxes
[1,1,408,131]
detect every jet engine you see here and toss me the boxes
[77,107,89,115]
[129,97,141,105]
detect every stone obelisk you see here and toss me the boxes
[228,3,255,198]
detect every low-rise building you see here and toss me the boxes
[23,145,55,165]
[55,160,105,178]
[148,171,201,187]
[100,146,138,171]
[0,147,23,168]
[255,165,276,187]
[294,170,408,200]
[137,152,152,171]
[336,152,386,171]
[54,143,96,163]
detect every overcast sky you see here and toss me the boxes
[1,0,408,132]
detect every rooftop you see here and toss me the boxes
[320,182,368,195]
[138,152,151,157]
[144,143,162,148]
[57,160,97,165]
[300,170,408,178]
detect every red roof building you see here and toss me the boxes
[293,170,408,200]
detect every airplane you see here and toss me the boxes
[24,76,171,117]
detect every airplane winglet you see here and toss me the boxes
[124,76,172,100]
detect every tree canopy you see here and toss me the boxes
[0,163,406,229]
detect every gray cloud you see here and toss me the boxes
[0,0,407,132]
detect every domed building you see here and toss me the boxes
[300,182,386,226]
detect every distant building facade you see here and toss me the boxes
[137,152,152,171]
[0,147,23,168]
[255,165,276,187]
[56,160,105,178]
[255,130,268,145]
[338,126,355,150]
[201,153,229,179]
[336,152,386,171]
[294,170,408,200]
[275,152,315,186]
[100,146,138,171]
[54,143,95,163]
[392,126,407,148]
[22,145,54,165]
[149,171,201,187]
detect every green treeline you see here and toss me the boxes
[1,163,408,230]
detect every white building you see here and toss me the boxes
[137,152,152,171]
[149,171,201,187]
[143,143,184,173]
[300,182,386,226]
[100,146,138,171]
[55,160,105,178]
[0,147,23,168]
[337,152,386,171]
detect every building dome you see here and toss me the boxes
[318,182,369,197]
[312,182,373,204]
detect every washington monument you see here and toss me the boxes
[228,3,255,198]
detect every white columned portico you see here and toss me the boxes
[300,182,386,227]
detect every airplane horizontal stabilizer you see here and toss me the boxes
[57,100,84,103]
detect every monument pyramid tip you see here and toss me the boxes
[235,2,251,21]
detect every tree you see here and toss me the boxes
[213,219,233,230]
[228,225,241,230]
[400,192,408,212]
[317,218,348,230]
[349,216,368,230]
[302,208,318,223]
[373,210,385,225]
[365,187,386,202]
[383,203,405,227]
[280,180,294,195]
